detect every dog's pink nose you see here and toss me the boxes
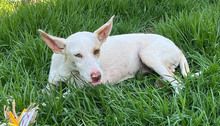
[91,71,101,83]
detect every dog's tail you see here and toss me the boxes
[180,53,190,77]
[180,53,201,77]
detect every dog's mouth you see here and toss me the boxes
[91,79,101,85]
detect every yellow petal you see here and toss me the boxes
[8,112,19,125]
[8,122,18,126]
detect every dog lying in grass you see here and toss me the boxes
[39,16,196,94]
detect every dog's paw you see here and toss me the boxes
[190,71,201,77]
[174,84,184,94]
[62,89,71,98]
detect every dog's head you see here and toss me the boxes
[39,16,114,85]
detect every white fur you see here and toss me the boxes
[47,32,103,86]
[100,34,189,94]
[39,16,193,94]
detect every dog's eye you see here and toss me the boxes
[75,53,83,58]
[94,49,100,55]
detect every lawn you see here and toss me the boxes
[0,0,219,125]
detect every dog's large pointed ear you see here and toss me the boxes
[94,15,115,42]
[38,29,66,54]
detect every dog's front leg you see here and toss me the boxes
[42,64,71,94]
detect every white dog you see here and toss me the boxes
[39,16,193,94]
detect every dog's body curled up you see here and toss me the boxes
[39,16,192,94]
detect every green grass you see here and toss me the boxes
[0,0,219,125]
